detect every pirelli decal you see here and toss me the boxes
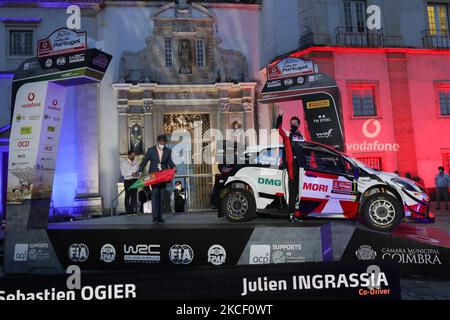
[306,99,330,109]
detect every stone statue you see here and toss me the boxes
[213,39,249,83]
[130,123,143,154]
[119,37,153,83]
[176,0,190,10]
[179,39,192,74]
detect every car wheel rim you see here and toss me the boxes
[226,193,248,219]
[369,199,396,226]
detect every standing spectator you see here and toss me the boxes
[173,181,187,213]
[120,151,139,215]
[435,166,449,210]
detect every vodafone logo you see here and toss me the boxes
[52,99,58,106]
[27,92,35,102]
[18,141,30,148]
[362,119,381,139]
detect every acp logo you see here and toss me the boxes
[258,178,282,187]
[14,244,29,262]
[17,140,30,148]
[27,92,35,101]
[249,245,270,265]
[362,119,381,139]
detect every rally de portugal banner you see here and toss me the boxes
[7,81,66,204]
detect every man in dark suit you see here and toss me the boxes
[139,135,176,223]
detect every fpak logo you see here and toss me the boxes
[249,245,270,265]
[207,244,226,266]
[169,244,194,265]
[68,243,89,262]
[100,244,116,263]
[14,244,29,262]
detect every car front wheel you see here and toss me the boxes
[222,188,256,222]
[361,193,403,232]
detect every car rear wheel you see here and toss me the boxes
[222,188,256,222]
[361,193,403,232]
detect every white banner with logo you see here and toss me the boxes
[7,82,66,204]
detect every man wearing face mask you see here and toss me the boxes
[139,135,176,223]
[276,113,306,221]
[120,150,140,215]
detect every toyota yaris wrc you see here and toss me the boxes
[215,141,434,232]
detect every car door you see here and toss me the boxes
[253,147,285,200]
[298,145,359,218]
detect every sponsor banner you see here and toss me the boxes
[13,243,52,262]
[34,83,66,200]
[97,261,400,300]
[301,90,345,151]
[7,82,66,204]
[46,229,253,270]
[7,82,48,203]
[37,28,87,58]
[38,49,112,74]
[267,58,314,81]
[341,228,450,279]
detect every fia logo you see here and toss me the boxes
[68,244,89,262]
[169,244,194,265]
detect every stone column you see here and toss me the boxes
[141,84,156,150]
[386,52,418,176]
[73,83,103,216]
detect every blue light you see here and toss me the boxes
[0,1,102,8]
[0,17,41,22]
[0,73,14,79]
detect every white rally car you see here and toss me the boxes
[216,141,433,232]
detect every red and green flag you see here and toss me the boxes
[129,168,176,190]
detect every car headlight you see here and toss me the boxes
[391,178,418,192]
